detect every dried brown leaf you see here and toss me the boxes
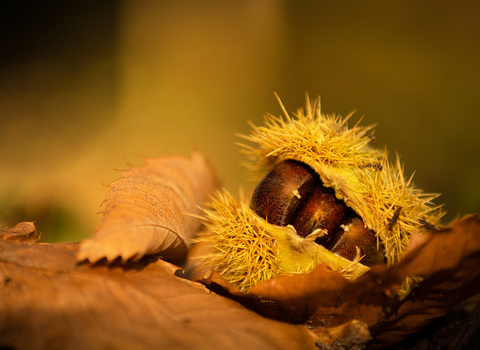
[315,320,372,350]
[0,222,38,243]
[196,215,480,348]
[0,239,320,350]
[77,152,217,264]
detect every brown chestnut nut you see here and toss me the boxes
[250,160,315,226]
[328,217,385,266]
[292,185,345,241]
[250,159,385,267]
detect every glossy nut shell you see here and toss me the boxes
[250,159,385,267]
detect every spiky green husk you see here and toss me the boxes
[238,96,444,267]
[199,96,444,295]
[198,190,284,292]
[198,190,369,293]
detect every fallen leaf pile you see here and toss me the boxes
[1,152,480,350]
[0,239,321,350]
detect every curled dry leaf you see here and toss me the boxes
[0,222,38,243]
[77,152,217,264]
[195,215,480,348]
[0,239,320,350]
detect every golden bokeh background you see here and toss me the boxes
[1,1,479,242]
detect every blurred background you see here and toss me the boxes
[0,0,479,242]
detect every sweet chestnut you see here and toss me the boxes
[198,96,443,294]
[250,159,384,267]
[250,160,315,226]
[328,217,385,266]
[292,185,345,243]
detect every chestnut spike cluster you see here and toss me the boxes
[250,159,385,267]
[198,96,444,294]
